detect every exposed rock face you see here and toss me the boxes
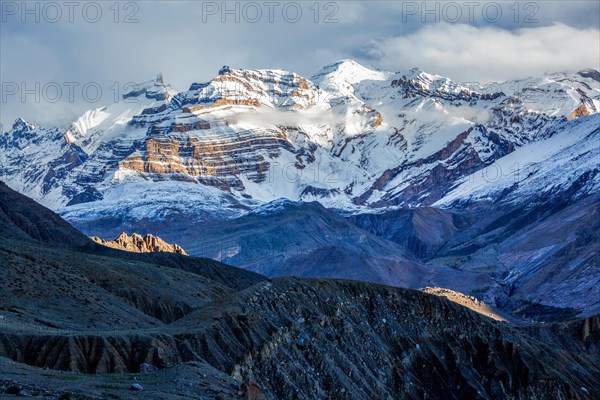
[420,287,508,322]
[91,232,187,255]
[569,101,592,119]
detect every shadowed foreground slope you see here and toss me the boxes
[0,182,598,399]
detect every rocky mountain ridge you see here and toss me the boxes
[91,232,187,255]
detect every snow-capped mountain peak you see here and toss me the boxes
[10,117,36,133]
[312,59,388,83]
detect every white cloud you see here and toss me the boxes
[367,23,600,83]
[225,107,346,127]
[416,104,492,125]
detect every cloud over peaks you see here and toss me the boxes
[367,23,600,83]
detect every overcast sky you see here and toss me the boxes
[1,0,599,129]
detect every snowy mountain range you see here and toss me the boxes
[1,60,599,319]
[2,60,598,213]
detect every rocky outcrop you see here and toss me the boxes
[420,287,508,321]
[390,70,504,101]
[569,102,592,119]
[115,127,289,189]
[91,232,187,255]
